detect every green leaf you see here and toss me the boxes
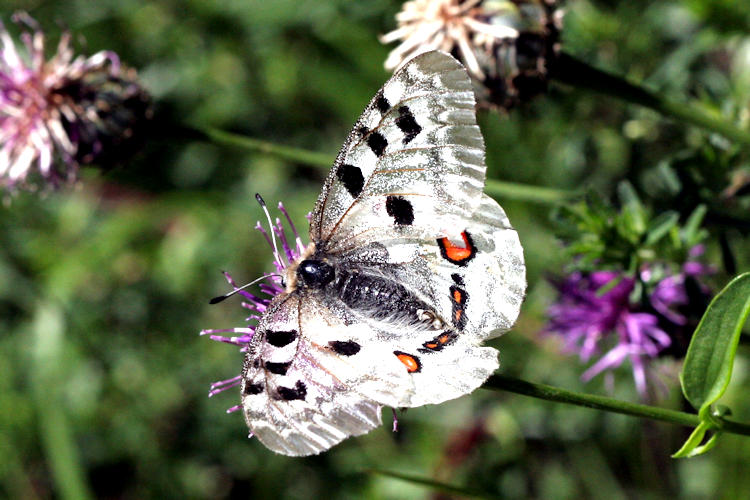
[368,469,494,499]
[680,273,750,411]
[682,204,707,245]
[672,421,720,458]
[617,182,646,236]
[644,211,679,245]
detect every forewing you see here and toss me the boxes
[309,51,486,252]
[241,292,414,456]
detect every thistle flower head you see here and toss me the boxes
[380,0,562,109]
[545,252,712,397]
[201,202,306,412]
[0,12,151,194]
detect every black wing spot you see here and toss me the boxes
[264,361,291,375]
[277,380,307,401]
[386,195,414,225]
[451,273,465,286]
[336,164,365,198]
[265,330,298,348]
[367,131,388,157]
[396,106,422,144]
[375,92,390,113]
[328,340,361,356]
[244,381,264,395]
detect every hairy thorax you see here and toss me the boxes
[286,242,445,329]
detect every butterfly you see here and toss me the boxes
[239,51,525,456]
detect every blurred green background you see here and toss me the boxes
[1,0,750,498]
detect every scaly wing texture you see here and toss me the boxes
[243,50,526,456]
[242,293,414,456]
[309,51,486,253]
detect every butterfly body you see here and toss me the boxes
[239,51,525,456]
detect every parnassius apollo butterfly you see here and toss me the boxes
[240,51,525,456]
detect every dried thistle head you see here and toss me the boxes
[380,0,563,110]
[0,12,151,195]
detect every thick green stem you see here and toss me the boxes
[199,127,333,168]
[484,374,750,436]
[196,128,574,205]
[551,52,750,148]
[485,179,579,204]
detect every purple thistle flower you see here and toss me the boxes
[545,255,712,396]
[0,12,151,194]
[201,202,306,413]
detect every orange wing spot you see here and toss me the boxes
[439,235,471,260]
[395,352,421,373]
[454,309,463,322]
[425,342,438,349]
[437,231,477,266]
[452,289,463,303]
[438,333,452,344]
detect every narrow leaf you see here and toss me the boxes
[672,420,711,458]
[682,204,707,245]
[644,211,679,245]
[369,469,494,499]
[685,432,721,458]
[680,273,750,410]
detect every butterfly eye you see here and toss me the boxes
[297,259,335,288]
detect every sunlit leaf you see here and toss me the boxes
[672,420,719,458]
[680,273,750,410]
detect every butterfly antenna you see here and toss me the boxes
[209,274,279,304]
[255,193,285,268]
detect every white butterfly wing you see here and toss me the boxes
[242,50,526,456]
[310,50,487,251]
[368,195,525,407]
[426,194,526,338]
[242,293,414,456]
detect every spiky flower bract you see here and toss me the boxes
[0,12,151,194]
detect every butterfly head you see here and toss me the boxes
[281,241,332,292]
[297,259,335,289]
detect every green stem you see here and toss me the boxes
[485,179,579,204]
[484,374,750,436]
[198,127,332,168]
[551,52,750,148]
[195,128,574,205]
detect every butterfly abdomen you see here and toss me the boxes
[333,269,433,326]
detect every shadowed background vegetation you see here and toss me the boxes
[1,0,750,498]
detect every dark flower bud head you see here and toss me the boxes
[0,12,152,195]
